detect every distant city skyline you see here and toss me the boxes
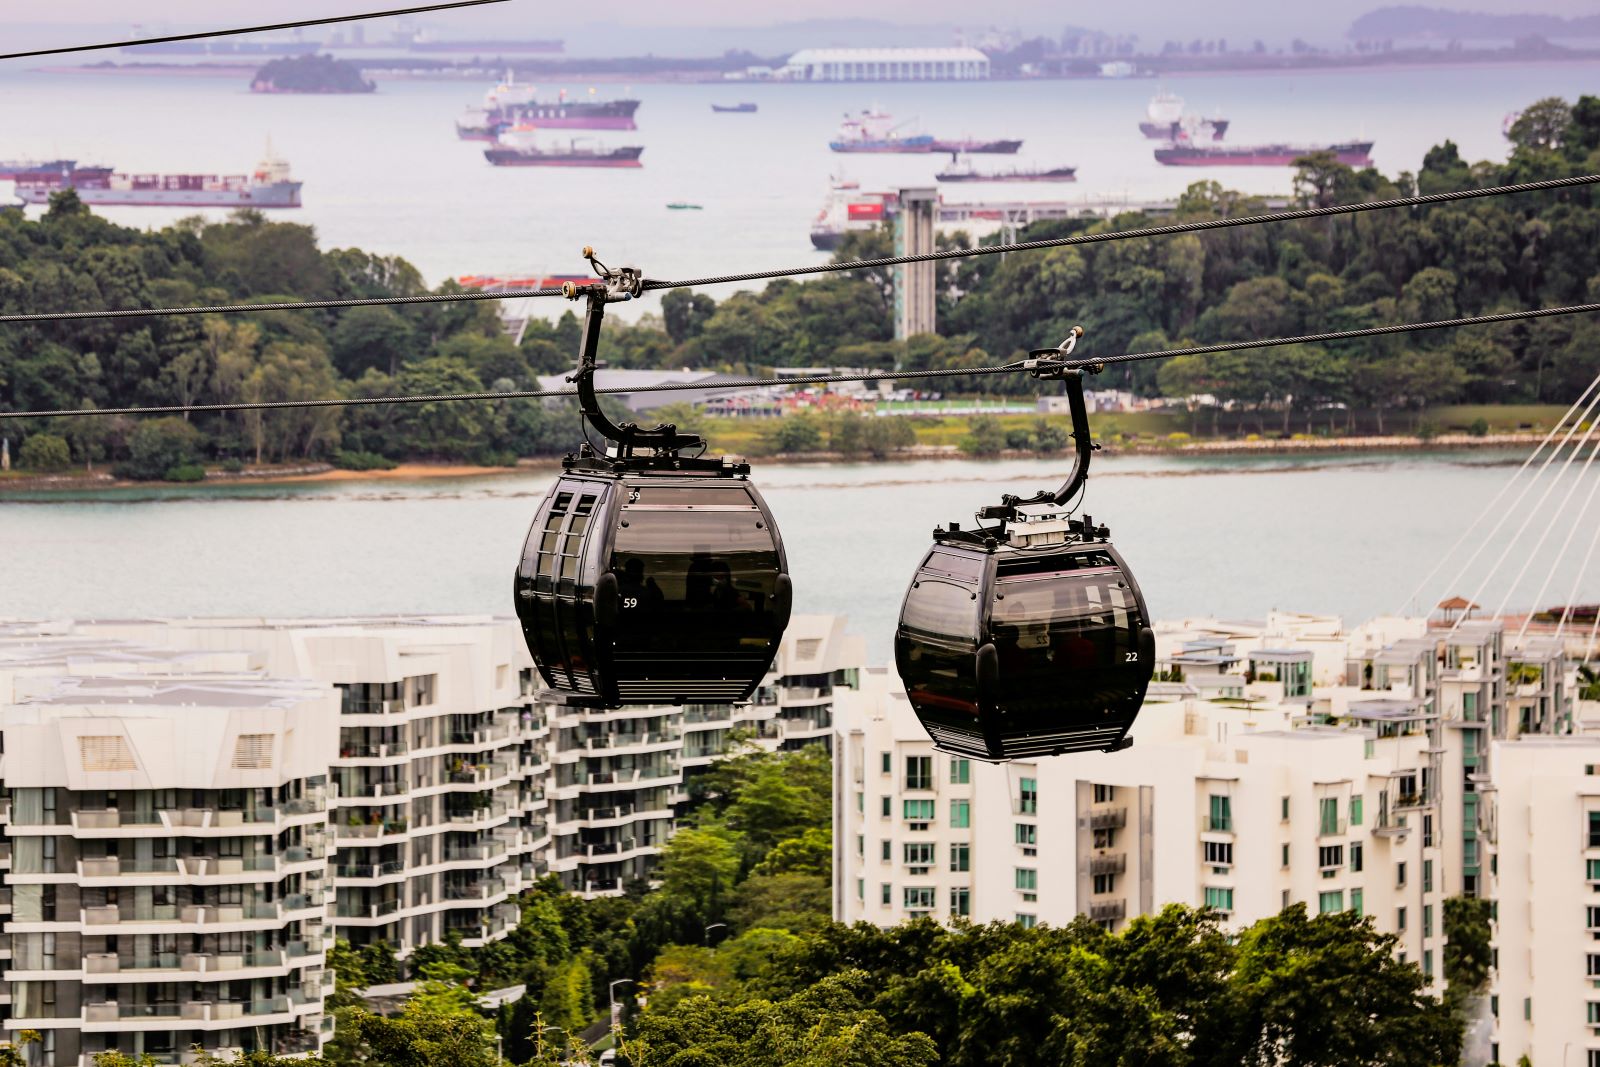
[12,0,1600,57]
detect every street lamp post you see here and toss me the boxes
[609,977,634,1030]
[703,921,728,946]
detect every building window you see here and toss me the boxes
[856,835,864,857]
[1094,784,1116,803]
[1094,827,1118,849]
[1204,840,1233,866]
[1423,950,1433,978]
[1019,778,1038,814]
[950,888,970,917]
[904,886,935,911]
[1396,862,1407,887]
[1319,891,1345,914]
[881,752,891,775]
[1016,913,1037,929]
[1423,904,1433,938]
[1209,794,1232,832]
[1016,868,1038,892]
[904,799,935,823]
[949,758,970,785]
[1588,905,1600,931]
[1423,859,1433,893]
[1589,811,1600,848]
[1281,844,1290,868]
[856,791,864,813]
[1318,845,1344,870]
[905,756,933,791]
[1351,888,1364,915]
[881,796,891,818]
[856,878,864,900]
[1093,872,1117,895]
[1398,907,1407,931]
[904,842,934,870]
[1350,843,1363,873]
[1016,824,1037,846]
[1350,796,1363,826]
[880,840,891,862]
[881,883,891,906]
[1280,795,1290,820]
[1587,1003,1600,1026]
[1587,858,1600,881]
[1204,886,1234,913]
[951,799,971,829]
[950,843,970,872]
[1423,813,1434,848]
[1319,797,1340,835]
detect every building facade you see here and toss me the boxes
[780,48,989,81]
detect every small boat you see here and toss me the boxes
[712,103,757,113]
[667,202,703,210]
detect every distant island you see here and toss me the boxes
[1349,6,1600,42]
[250,54,375,94]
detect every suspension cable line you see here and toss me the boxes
[1507,433,1600,640]
[1395,371,1600,617]
[1447,409,1600,640]
[4,302,1599,421]
[1524,440,1600,644]
[1,174,1596,327]
[0,1,509,62]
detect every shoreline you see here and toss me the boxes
[0,433,1537,494]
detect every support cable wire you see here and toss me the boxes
[1419,378,1600,631]
[1527,440,1600,645]
[4,302,1599,421]
[0,1,509,62]
[2,174,1598,327]
[1394,371,1600,617]
[1446,407,1600,639]
[1509,432,1600,641]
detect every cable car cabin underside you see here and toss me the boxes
[896,520,1155,761]
[515,462,791,707]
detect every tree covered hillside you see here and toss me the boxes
[3,94,1600,475]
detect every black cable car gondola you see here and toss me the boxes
[514,254,791,705]
[894,330,1155,761]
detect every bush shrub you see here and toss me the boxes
[163,463,206,483]
[1467,418,1490,437]
[113,417,202,481]
[332,450,399,471]
[219,457,245,473]
[18,433,71,472]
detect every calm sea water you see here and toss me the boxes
[2,61,1599,319]
[3,450,1590,662]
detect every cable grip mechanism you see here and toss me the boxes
[562,246,644,303]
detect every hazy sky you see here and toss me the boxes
[15,0,1600,52]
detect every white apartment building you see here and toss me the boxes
[834,667,1448,982]
[1483,735,1600,1067]
[0,662,338,1065]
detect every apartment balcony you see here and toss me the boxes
[81,994,302,1031]
[1090,808,1128,831]
[341,697,408,716]
[1089,853,1126,876]
[781,717,833,737]
[781,685,833,704]
[334,897,401,921]
[682,705,732,725]
[445,801,511,829]
[583,767,679,790]
[334,858,406,880]
[443,841,508,864]
[1317,818,1348,838]
[336,817,409,841]
[576,802,672,828]
[1087,900,1126,922]
[578,730,682,755]
[443,877,507,902]
[336,778,410,800]
[337,741,410,761]
[81,949,292,979]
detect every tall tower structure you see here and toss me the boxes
[894,187,937,340]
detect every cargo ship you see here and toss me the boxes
[455,77,639,138]
[936,157,1076,182]
[1139,91,1228,141]
[1154,140,1374,166]
[829,110,935,153]
[810,178,898,249]
[12,152,301,207]
[484,128,643,168]
[928,138,1023,154]
[0,159,78,181]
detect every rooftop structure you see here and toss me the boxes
[780,47,989,81]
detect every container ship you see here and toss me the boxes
[936,158,1076,182]
[484,128,643,168]
[1139,91,1229,141]
[0,159,77,181]
[810,178,898,249]
[455,77,639,138]
[1154,140,1374,166]
[928,138,1022,154]
[12,152,301,207]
